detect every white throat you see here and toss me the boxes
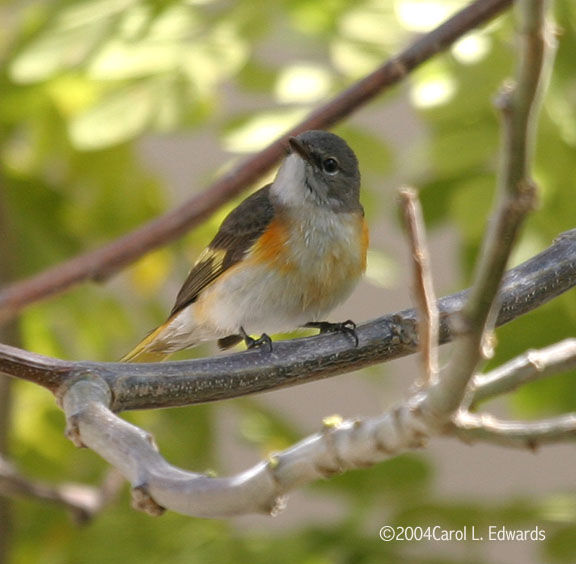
[270,154,309,207]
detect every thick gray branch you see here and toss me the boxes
[0,229,574,410]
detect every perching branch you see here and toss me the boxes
[57,328,576,519]
[0,228,575,409]
[0,0,513,325]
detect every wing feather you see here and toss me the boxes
[169,185,275,317]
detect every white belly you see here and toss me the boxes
[197,209,365,336]
[164,209,366,346]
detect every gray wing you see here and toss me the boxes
[169,185,275,317]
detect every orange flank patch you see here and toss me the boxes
[250,218,294,272]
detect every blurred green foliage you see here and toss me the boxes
[1,0,576,563]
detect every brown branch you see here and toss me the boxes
[1,228,574,411]
[0,457,123,525]
[399,187,439,386]
[0,0,513,325]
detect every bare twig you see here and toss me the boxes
[0,457,123,524]
[399,187,439,386]
[424,0,551,419]
[449,411,576,449]
[0,0,513,325]
[1,229,575,410]
[470,339,576,407]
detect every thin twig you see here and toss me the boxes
[470,339,576,407]
[450,411,576,449]
[0,457,124,524]
[1,229,575,410]
[399,187,439,386]
[0,0,513,325]
[424,0,551,419]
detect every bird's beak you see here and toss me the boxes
[288,137,312,163]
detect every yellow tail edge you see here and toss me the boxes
[121,323,170,363]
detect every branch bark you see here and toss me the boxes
[0,228,574,410]
[0,0,513,325]
[450,411,576,449]
[55,324,576,519]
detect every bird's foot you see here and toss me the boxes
[304,320,359,347]
[240,327,273,352]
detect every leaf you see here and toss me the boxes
[69,79,165,149]
[223,108,309,152]
[10,0,138,83]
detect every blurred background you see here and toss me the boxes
[1,0,576,562]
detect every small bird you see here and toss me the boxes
[122,130,369,362]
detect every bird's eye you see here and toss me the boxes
[322,157,339,174]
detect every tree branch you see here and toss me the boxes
[399,187,439,386]
[0,0,513,325]
[0,0,569,521]
[56,320,576,519]
[449,411,576,449]
[0,456,123,525]
[470,339,576,407]
[423,0,551,420]
[1,228,574,410]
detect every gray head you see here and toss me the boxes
[272,130,362,213]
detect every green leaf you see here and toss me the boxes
[69,79,166,149]
[10,0,139,83]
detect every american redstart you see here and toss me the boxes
[122,130,369,362]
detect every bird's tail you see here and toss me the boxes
[121,323,171,363]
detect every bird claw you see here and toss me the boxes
[241,327,273,352]
[304,320,359,347]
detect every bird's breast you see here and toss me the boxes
[250,209,368,310]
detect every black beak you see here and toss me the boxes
[288,137,312,163]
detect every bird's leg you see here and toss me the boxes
[240,327,273,352]
[304,320,359,347]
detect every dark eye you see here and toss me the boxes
[322,157,339,174]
